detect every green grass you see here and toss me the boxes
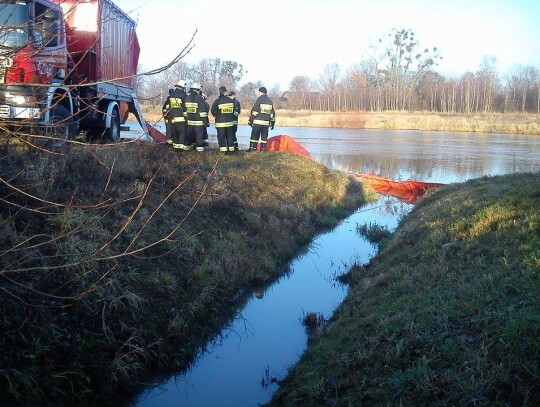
[267,173,540,406]
[0,139,375,405]
[356,221,392,246]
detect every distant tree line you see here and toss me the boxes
[136,57,268,110]
[137,28,540,114]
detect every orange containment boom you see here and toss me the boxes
[353,173,444,204]
[146,123,167,143]
[265,135,313,159]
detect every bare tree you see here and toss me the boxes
[476,56,500,113]
[318,63,341,111]
[287,76,316,110]
[342,66,369,110]
[374,28,442,110]
[237,81,263,108]
[188,58,244,96]
[168,61,192,86]
[519,65,540,112]
[290,75,314,93]
[269,84,282,98]
[318,63,340,94]
[501,65,538,113]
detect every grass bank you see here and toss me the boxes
[140,106,540,135]
[0,140,375,406]
[266,173,540,406]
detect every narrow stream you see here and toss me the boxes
[130,197,409,407]
[122,123,539,406]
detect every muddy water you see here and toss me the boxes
[123,124,540,406]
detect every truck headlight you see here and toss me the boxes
[5,93,37,105]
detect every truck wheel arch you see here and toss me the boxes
[105,102,121,142]
[45,85,75,123]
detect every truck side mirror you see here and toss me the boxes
[34,5,60,48]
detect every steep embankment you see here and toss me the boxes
[268,173,540,406]
[0,141,375,406]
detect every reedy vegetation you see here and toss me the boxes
[0,140,374,405]
[267,173,540,406]
[140,106,540,136]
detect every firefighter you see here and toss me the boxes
[229,90,241,151]
[248,86,275,151]
[201,92,210,146]
[211,86,236,154]
[169,80,188,150]
[185,82,208,152]
[162,88,174,145]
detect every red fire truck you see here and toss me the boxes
[0,0,162,145]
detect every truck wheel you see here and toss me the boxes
[44,105,76,149]
[106,107,120,142]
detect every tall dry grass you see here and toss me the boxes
[273,110,540,135]
[141,106,540,135]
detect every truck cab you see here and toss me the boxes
[0,1,71,110]
[0,0,156,145]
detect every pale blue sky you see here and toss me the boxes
[114,0,540,89]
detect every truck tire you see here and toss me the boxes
[106,107,120,142]
[44,105,76,149]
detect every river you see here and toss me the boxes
[122,124,540,407]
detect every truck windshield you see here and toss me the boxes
[0,1,30,48]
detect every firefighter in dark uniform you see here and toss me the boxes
[211,86,236,154]
[170,80,188,150]
[162,88,174,145]
[201,92,210,146]
[248,86,275,151]
[229,90,241,151]
[185,82,208,152]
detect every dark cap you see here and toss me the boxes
[228,91,235,96]
[258,87,267,94]
[219,86,227,93]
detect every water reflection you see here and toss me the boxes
[231,126,540,183]
[131,197,408,407]
[125,123,539,183]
